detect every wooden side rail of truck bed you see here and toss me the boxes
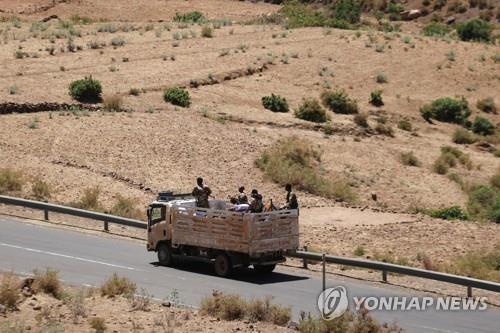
[171,206,299,256]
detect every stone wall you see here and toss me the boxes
[0,102,100,115]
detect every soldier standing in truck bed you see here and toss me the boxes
[192,177,211,208]
[249,189,263,213]
[237,186,248,204]
[284,183,298,211]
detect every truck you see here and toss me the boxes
[146,191,299,277]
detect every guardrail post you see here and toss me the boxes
[467,286,472,298]
[382,270,387,283]
[44,208,49,221]
[104,221,109,232]
[303,245,308,269]
[322,253,326,292]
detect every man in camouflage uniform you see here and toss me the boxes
[249,189,264,213]
[237,186,248,204]
[192,177,212,208]
[284,183,298,211]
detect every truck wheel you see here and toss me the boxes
[214,253,232,277]
[157,243,174,266]
[254,264,276,274]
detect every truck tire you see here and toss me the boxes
[254,264,276,274]
[157,243,174,266]
[214,253,233,277]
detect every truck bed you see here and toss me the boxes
[171,206,299,256]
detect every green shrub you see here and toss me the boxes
[430,206,469,220]
[0,168,24,194]
[420,97,470,124]
[100,273,136,298]
[369,90,384,107]
[163,87,191,107]
[457,18,492,42]
[32,268,62,299]
[320,90,358,114]
[375,73,388,83]
[452,128,477,144]
[333,0,361,24]
[295,98,329,123]
[490,208,500,223]
[262,94,289,113]
[353,113,369,128]
[397,119,412,131]
[386,2,404,21]
[69,76,102,103]
[471,116,495,136]
[422,22,452,36]
[477,97,496,114]
[279,0,354,29]
[201,25,213,38]
[279,1,327,28]
[467,185,500,222]
[255,136,356,202]
[174,11,205,23]
[400,151,421,167]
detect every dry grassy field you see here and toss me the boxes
[0,0,499,285]
[0,270,297,333]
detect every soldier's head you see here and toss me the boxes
[197,177,203,186]
[238,186,245,193]
[251,189,259,198]
[285,183,292,192]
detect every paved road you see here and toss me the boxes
[0,217,499,333]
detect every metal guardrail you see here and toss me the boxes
[0,195,146,231]
[288,250,500,297]
[1,195,499,297]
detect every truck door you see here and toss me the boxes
[147,204,167,250]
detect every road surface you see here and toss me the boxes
[0,217,498,333]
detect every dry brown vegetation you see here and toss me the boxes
[298,308,403,333]
[200,290,291,326]
[99,273,136,298]
[0,271,295,333]
[32,268,63,299]
[0,0,499,292]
